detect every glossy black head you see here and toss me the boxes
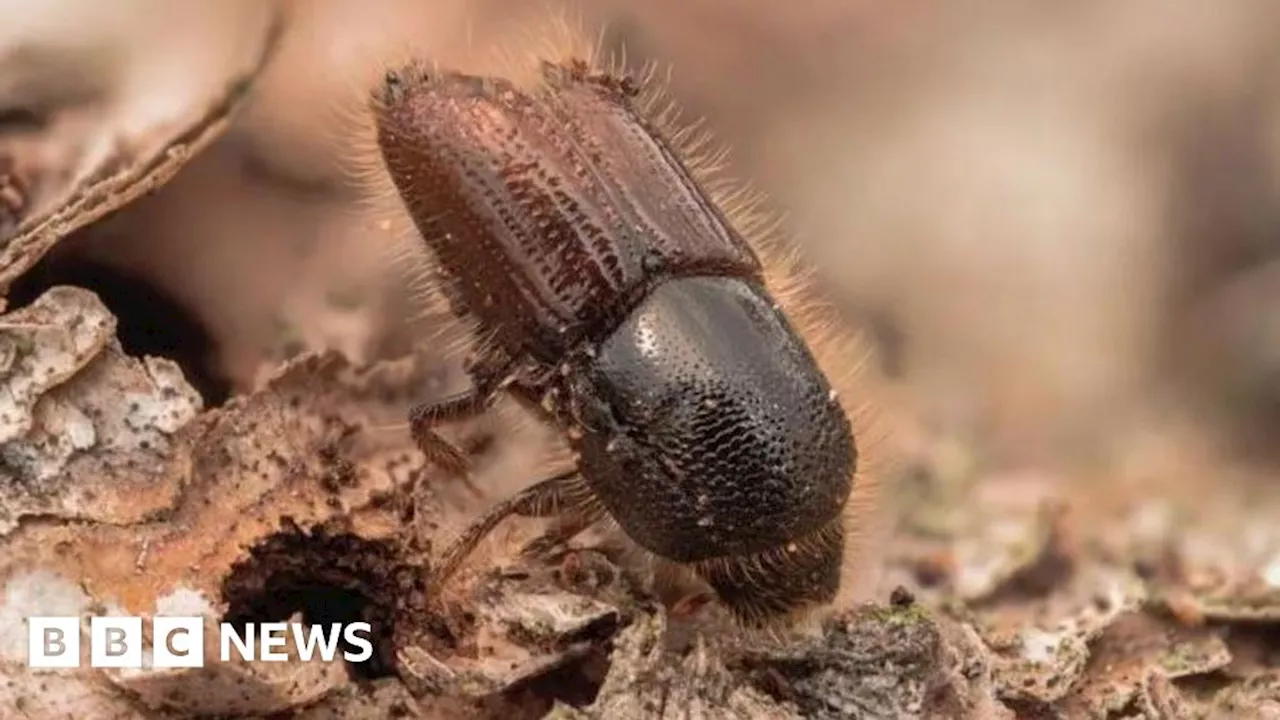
[572,275,856,619]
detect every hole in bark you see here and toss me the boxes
[7,251,232,406]
[220,522,424,680]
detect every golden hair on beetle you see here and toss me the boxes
[332,3,891,631]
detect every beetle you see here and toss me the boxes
[364,53,870,627]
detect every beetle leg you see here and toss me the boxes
[429,468,586,590]
[408,390,491,477]
[515,474,607,559]
[408,353,517,484]
[518,509,606,561]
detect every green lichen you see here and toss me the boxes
[864,601,932,627]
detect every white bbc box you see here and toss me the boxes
[28,615,208,668]
[27,616,81,668]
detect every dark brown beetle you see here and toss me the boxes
[366,52,872,627]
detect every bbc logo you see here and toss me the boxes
[28,617,205,669]
[28,616,374,668]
